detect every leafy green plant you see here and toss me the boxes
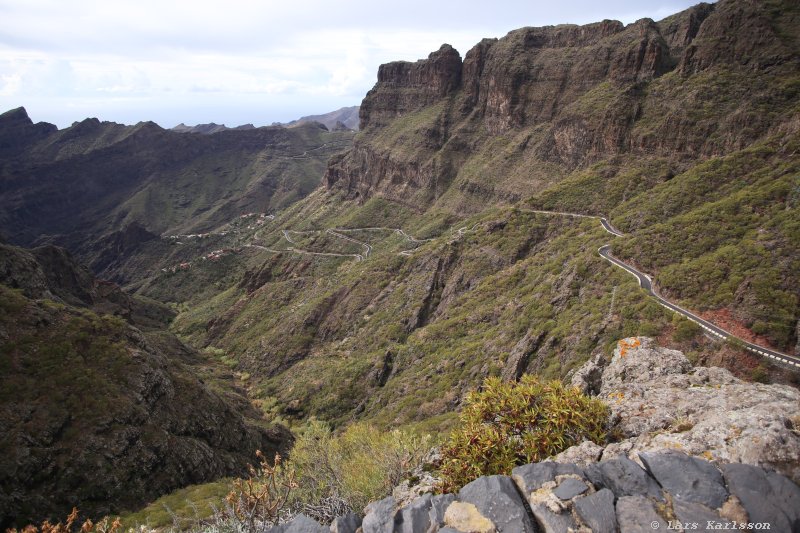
[673,315,702,342]
[438,376,609,492]
[285,421,431,520]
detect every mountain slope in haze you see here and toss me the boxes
[0,242,292,527]
[286,106,360,131]
[161,0,799,432]
[171,122,256,134]
[0,109,354,282]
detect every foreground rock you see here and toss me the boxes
[571,337,800,483]
[313,337,800,532]
[324,450,799,533]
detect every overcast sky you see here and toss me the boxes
[0,0,707,129]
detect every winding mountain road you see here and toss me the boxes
[165,208,799,369]
[526,209,800,370]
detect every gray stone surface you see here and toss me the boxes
[577,337,800,483]
[549,440,604,466]
[395,493,432,533]
[271,514,327,533]
[672,498,730,532]
[639,451,727,508]
[570,352,606,395]
[529,502,578,533]
[552,477,588,500]
[330,512,362,533]
[574,488,617,533]
[511,461,583,494]
[722,463,800,533]
[585,455,663,501]
[458,475,537,532]
[427,494,456,532]
[361,496,397,533]
[765,470,800,528]
[616,495,667,533]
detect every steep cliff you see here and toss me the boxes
[325,0,798,213]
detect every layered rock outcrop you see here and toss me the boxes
[360,44,462,129]
[324,0,799,211]
[571,337,800,483]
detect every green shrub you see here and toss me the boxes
[285,421,431,519]
[438,376,609,492]
[673,315,702,342]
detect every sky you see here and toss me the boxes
[0,0,707,129]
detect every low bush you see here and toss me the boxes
[438,376,609,492]
[285,421,431,521]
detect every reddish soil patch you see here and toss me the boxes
[697,308,777,350]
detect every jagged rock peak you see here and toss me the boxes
[359,44,462,129]
[0,106,57,157]
[0,106,33,123]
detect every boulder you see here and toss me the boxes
[639,451,727,508]
[574,488,617,533]
[330,512,362,533]
[361,496,397,533]
[574,337,800,483]
[585,455,663,501]
[395,494,433,533]
[722,463,800,532]
[458,475,536,532]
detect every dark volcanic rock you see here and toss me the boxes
[552,477,588,500]
[672,499,731,531]
[722,463,800,532]
[574,488,618,533]
[395,493,433,533]
[639,451,727,508]
[458,475,536,532]
[616,495,667,533]
[512,461,584,493]
[585,455,664,501]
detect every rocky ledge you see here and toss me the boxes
[268,337,800,532]
[570,337,800,484]
[270,450,800,532]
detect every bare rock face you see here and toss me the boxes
[324,0,799,212]
[575,337,800,483]
[359,44,462,130]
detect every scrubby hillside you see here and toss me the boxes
[0,108,354,283]
[155,0,799,433]
[0,244,292,527]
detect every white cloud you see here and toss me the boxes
[0,0,710,127]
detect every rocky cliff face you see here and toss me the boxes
[324,0,799,211]
[571,337,800,483]
[359,45,463,129]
